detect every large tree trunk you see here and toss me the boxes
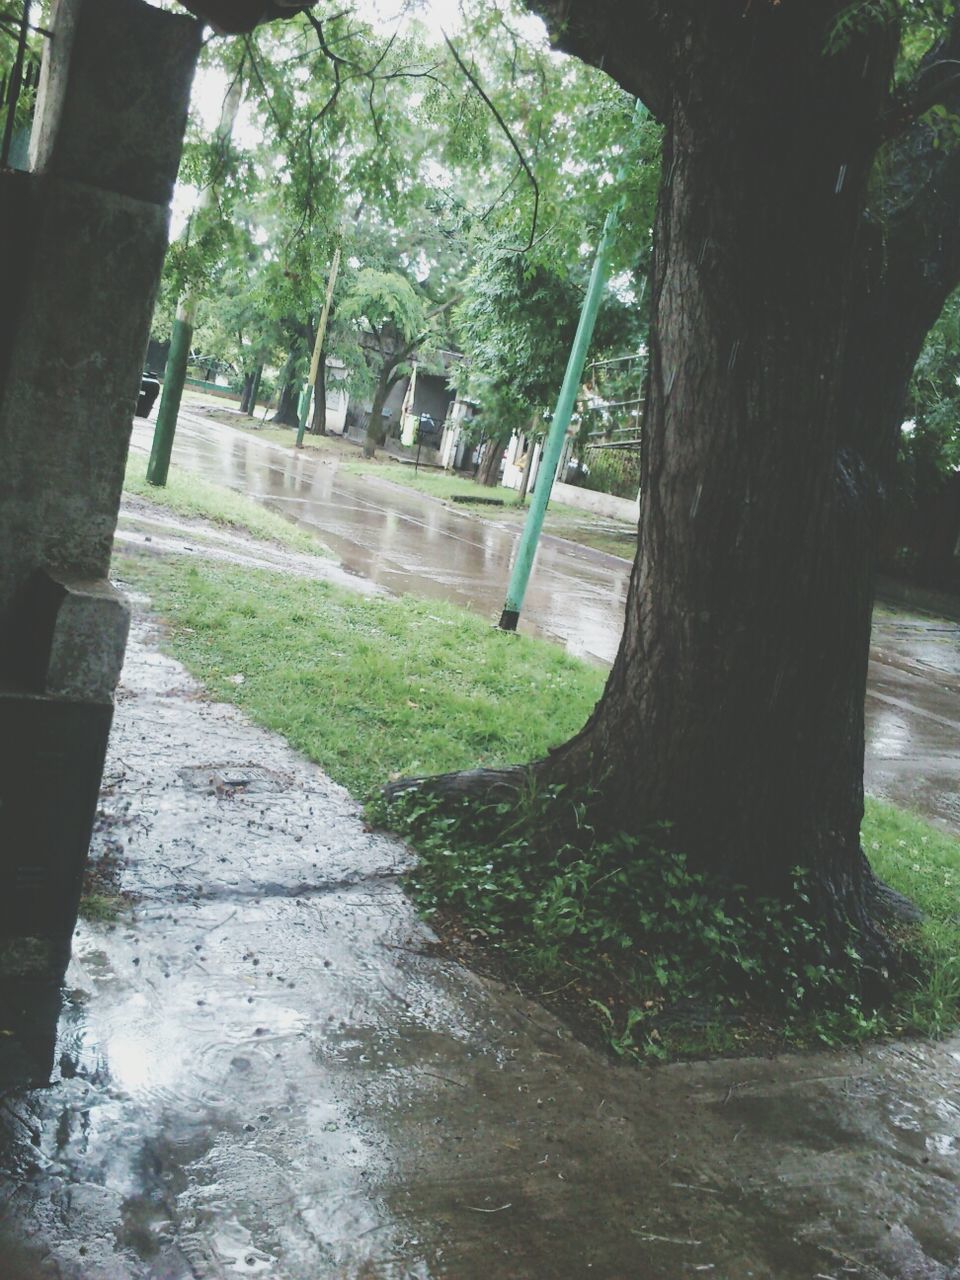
[544,13,908,944]
[403,6,921,954]
[271,352,300,428]
[239,370,255,415]
[246,363,262,418]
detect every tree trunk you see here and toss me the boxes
[405,8,917,954]
[309,350,327,435]
[239,371,255,414]
[363,369,393,459]
[246,363,262,418]
[475,437,507,487]
[271,352,300,428]
[546,16,906,936]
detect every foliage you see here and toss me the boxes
[576,449,642,500]
[450,76,659,440]
[380,785,960,1058]
[340,269,427,342]
[0,1,49,139]
[382,786,884,1054]
[903,289,960,474]
[149,0,663,445]
[887,289,960,575]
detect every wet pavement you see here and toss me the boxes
[4,608,960,1279]
[2,414,958,1276]
[127,411,633,667]
[867,615,960,835]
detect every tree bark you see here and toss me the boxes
[246,363,262,418]
[309,349,327,435]
[271,352,300,428]
[239,370,255,415]
[543,11,907,944]
[363,365,395,458]
[476,436,507,487]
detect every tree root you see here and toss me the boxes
[382,764,530,809]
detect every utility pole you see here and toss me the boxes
[147,74,243,486]
[498,100,646,631]
[296,239,341,448]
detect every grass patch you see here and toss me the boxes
[123,454,331,557]
[115,551,604,798]
[116,545,960,1057]
[79,892,130,924]
[864,799,960,1038]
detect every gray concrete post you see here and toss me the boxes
[0,0,201,1024]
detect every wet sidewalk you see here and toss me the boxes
[4,605,960,1278]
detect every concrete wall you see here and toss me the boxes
[550,481,640,523]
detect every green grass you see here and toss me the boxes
[115,551,605,797]
[123,453,331,557]
[115,543,960,1056]
[864,799,960,1037]
[79,892,130,924]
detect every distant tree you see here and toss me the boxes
[895,292,960,582]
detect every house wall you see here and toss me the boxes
[383,372,455,428]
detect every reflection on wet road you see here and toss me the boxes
[129,412,631,666]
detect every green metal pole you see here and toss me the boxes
[499,101,645,631]
[147,297,195,487]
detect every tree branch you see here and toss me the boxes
[442,32,540,253]
[521,0,671,120]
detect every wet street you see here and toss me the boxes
[128,411,632,667]
[0,411,958,1277]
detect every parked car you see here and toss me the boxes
[136,372,161,418]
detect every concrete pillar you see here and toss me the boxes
[0,0,201,1056]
